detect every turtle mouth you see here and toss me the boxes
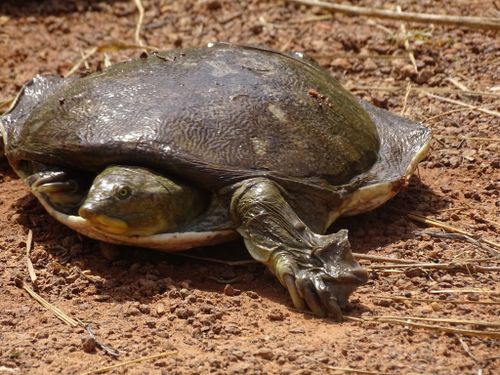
[78,206,128,235]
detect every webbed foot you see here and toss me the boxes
[271,229,368,320]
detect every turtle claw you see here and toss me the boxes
[272,229,368,320]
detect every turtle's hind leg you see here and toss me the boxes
[230,178,368,320]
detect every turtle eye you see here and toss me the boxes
[117,186,131,199]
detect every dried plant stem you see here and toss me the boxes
[20,281,79,327]
[285,0,500,30]
[376,315,500,328]
[317,362,396,375]
[457,335,477,361]
[81,351,177,375]
[400,82,412,115]
[133,0,145,47]
[173,252,257,266]
[370,317,500,339]
[367,294,500,306]
[353,253,416,264]
[369,262,499,272]
[446,77,470,92]
[430,288,499,294]
[433,134,500,142]
[64,47,98,78]
[396,6,417,73]
[426,92,500,118]
[63,42,158,78]
[349,84,500,98]
[427,232,498,256]
[25,229,37,283]
[398,210,500,254]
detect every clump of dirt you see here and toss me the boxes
[0,1,498,374]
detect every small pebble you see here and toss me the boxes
[223,284,241,296]
[81,336,96,353]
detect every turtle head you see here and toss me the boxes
[79,166,206,236]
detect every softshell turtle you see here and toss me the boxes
[0,42,431,319]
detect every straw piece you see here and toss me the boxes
[25,229,37,284]
[376,315,500,328]
[367,294,499,306]
[133,0,145,47]
[430,289,499,294]
[400,82,412,115]
[368,262,500,272]
[285,0,500,30]
[353,253,416,264]
[316,362,397,375]
[446,77,470,92]
[81,351,177,375]
[369,317,500,339]
[172,252,257,266]
[426,92,500,118]
[457,335,477,361]
[350,85,500,98]
[398,210,500,254]
[396,6,417,73]
[20,281,79,327]
[63,41,158,78]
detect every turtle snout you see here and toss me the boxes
[79,203,129,234]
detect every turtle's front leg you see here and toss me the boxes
[230,178,368,320]
[24,164,87,214]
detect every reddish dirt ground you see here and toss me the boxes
[0,1,498,374]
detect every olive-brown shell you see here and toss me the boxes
[2,43,379,189]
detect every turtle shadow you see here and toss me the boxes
[11,174,443,319]
[0,0,126,17]
[330,175,447,254]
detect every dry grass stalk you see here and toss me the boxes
[426,92,500,118]
[430,288,499,294]
[64,47,98,78]
[446,77,470,92]
[285,0,500,30]
[292,14,333,24]
[368,262,499,273]
[367,294,500,306]
[173,252,257,266]
[435,135,500,142]
[354,253,416,264]
[20,281,79,327]
[427,231,498,256]
[81,351,177,375]
[64,42,158,78]
[133,0,145,47]
[25,229,37,284]
[424,107,476,123]
[0,97,14,114]
[376,315,500,328]
[368,316,500,339]
[397,210,500,254]
[400,82,412,115]
[317,362,397,375]
[456,335,477,361]
[396,6,417,73]
[349,84,500,98]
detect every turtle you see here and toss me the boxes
[0,42,431,319]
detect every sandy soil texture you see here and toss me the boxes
[0,1,498,374]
